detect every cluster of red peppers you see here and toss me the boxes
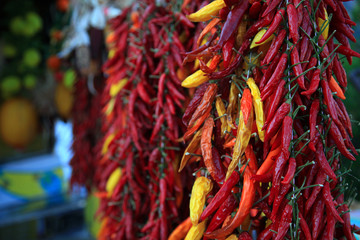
[70,76,102,191]
[93,1,206,239]
[172,0,359,238]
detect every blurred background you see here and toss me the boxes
[0,0,359,239]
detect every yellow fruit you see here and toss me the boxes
[0,98,38,148]
[106,168,122,197]
[55,83,74,119]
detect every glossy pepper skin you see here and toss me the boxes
[190,177,213,225]
[200,171,240,221]
[205,168,255,239]
[256,9,285,45]
[247,77,265,141]
[204,195,237,234]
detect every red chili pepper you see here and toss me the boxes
[335,44,360,58]
[201,117,226,183]
[309,99,320,152]
[337,195,353,240]
[262,29,286,65]
[261,53,288,100]
[298,211,312,240]
[335,97,353,137]
[274,204,292,240]
[281,116,293,160]
[238,232,252,240]
[262,0,282,17]
[222,36,235,68]
[303,161,317,199]
[310,197,325,240]
[213,0,249,50]
[219,7,230,20]
[305,170,326,214]
[150,114,164,143]
[245,12,274,39]
[269,151,286,204]
[264,101,291,142]
[182,83,209,125]
[271,182,291,221]
[282,157,296,184]
[252,170,273,182]
[332,21,356,42]
[290,45,306,89]
[328,118,356,161]
[322,181,344,224]
[241,88,253,125]
[301,68,320,97]
[205,195,237,234]
[287,4,299,43]
[315,141,337,181]
[205,168,255,239]
[249,1,262,19]
[209,39,251,79]
[188,84,218,128]
[200,170,240,222]
[259,53,281,91]
[257,9,285,44]
[304,56,317,82]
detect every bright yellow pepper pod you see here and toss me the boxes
[102,132,116,155]
[225,234,238,240]
[250,28,274,49]
[106,168,122,197]
[215,96,228,137]
[110,78,128,97]
[184,220,207,240]
[226,107,253,180]
[247,77,265,142]
[187,0,226,22]
[318,8,329,40]
[181,69,209,88]
[189,176,213,225]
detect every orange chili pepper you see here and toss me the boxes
[168,217,193,240]
[205,168,255,239]
[329,76,346,100]
[245,145,258,174]
[256,146,281,175]
[197,18,221,47]
[241,88,253,125]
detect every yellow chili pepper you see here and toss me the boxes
[106,168,122,197]
[190,176,213,225]
[187,0,226,22]
[318,8,329,40]
[226,81,240,130]
[247,77,265,142]
[179,129,203,172]
[250,28,274,49]
[184,220,207,240]
[226,102,253,180]
[215,96,228,137]
[110,78,128,97]
[104,98,115,116]
[182,69,208,88]
[183,58,214,88]
[225,234,238,240]
[102,132,116,155]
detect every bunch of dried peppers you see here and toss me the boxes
[94,0,205,239]
[70,76,103,191]
[173,0,359,238]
